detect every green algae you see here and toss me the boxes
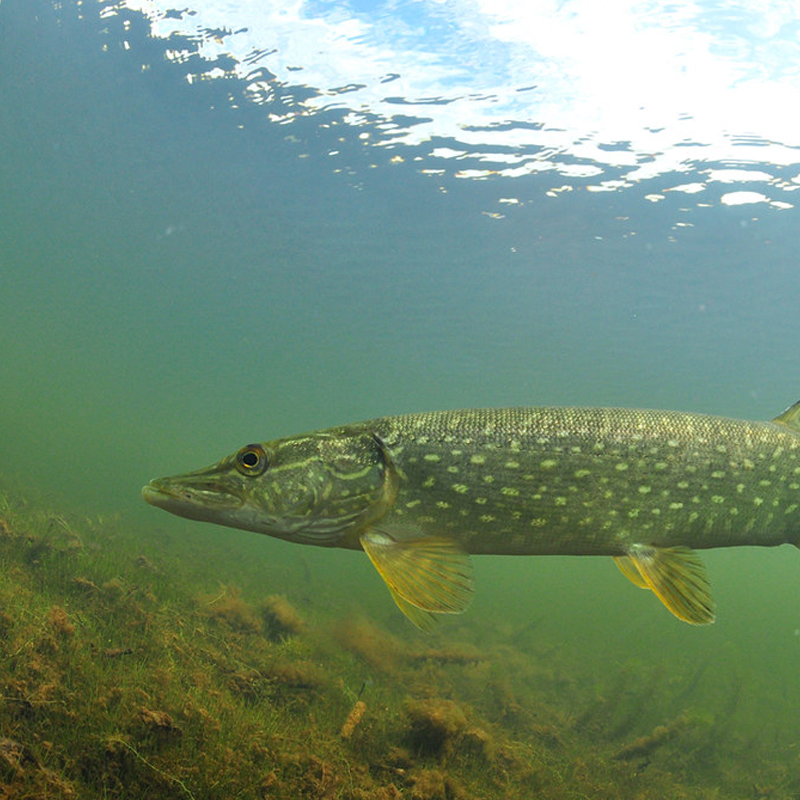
[0,487,795,799]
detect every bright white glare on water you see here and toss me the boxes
[122,0,800,193]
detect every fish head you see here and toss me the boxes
[142,429,396,546]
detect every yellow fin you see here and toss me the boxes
[360,527,474,616]
[387,585,438,632]
[773,400,800,432]
[626,544,715,625]
[613,555,648,589]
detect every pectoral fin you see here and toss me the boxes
[386,586,438,632]
[617,544,715,625]
[613,555,649,589]
[360,526,474,629]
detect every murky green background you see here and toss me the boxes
[3,0,800,766]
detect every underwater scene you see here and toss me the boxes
[2,0,800,797]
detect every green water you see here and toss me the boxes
[3,1,800,797]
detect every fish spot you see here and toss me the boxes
[530,518,547,527]
[791,483,800,490]
[651,508,661,515]
[786,504,798,515]
[754,497,764,506]
[711,495,724,504]
[436,501,450,509]
[654,462,668,471]
[628,509,640,518]
[423,477,435,488]
[736,483,745,493]
[570,446,582,454]
[450,449,463,456]
[554,497,567,506]
[505,461,520,469]
[638,485,651,494]
[536,437,550,445]
[615,462,629,472]
[744,459,755,469]
[729,507,739,515]
[423,454,440,463]
[774,446,785,458]
[475,497,488,505]
[447,466,459,474]
[711,471,725,479]
[759,480,771,487]
[667,439,679,448]
[669,502,684,510]
[470,454,486,465]
[501,486,520,496]
[685,464,698,474]
[479,514,495,523]
[451,483,468,494]
[540,459,557,469]
[405,499,421,508]
[677,481,689,489]
[715,444,727,454]
[574,469,591,478]
[483,475,495,484]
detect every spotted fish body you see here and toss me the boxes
[369,407,800,556]
[143,403,800,628]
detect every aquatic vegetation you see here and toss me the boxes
[261,593,306,640]
[0,487,796,798]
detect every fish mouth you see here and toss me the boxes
[142,477,243,523]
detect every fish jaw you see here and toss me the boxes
[142,475,246,525]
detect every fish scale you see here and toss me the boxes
[369,407,800,555]
[143,401,800,628]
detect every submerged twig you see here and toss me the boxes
[340,700,367,739]
[613,713,690,761]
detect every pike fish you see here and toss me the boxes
[142,403,800,629]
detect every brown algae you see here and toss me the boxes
[0,487,792,799]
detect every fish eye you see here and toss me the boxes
[235,444,268,476]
